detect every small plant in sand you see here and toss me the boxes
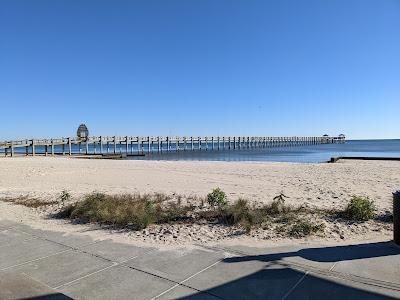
[60,190,71,207]
[343,196,376,221]
[207,188,227,208]
[273,193,289,204]
[289,220,325,238]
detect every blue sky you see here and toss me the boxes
[1,0,399,140]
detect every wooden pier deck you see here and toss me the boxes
[0,136,345,157]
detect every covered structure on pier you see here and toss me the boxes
[77,124,89,139]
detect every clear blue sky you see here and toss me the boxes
[1,0,399,140]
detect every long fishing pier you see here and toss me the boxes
[0,136,345,157]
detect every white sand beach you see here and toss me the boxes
[0,157,398,247]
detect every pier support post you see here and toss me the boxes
[126,136,129,154]
[10,142,14,157]
[31,140,35,156]
[113,136,117,154]
[68,138,72,155]
[51,140,55,156]
[99,136,103,154]
[130,138,134,155]
[394,191,400,245]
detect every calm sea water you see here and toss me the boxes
[136,140,400,163]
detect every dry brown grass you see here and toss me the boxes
[1,196,58,208]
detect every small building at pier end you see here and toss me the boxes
[77,124,89,140]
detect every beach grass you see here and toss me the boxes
[1,189,384,239]
[54,191,331,237]
[0,196,58,208]
[288,220,326,237]
[57,192,195,230]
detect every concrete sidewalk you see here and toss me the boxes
[0,220,399,300]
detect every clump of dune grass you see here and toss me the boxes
[218,197,299,233]
[59,192,196,230]
[57,189,321,235]
[263,195,294,216]
[341,196,376,221]
[51,188,340,238]
[1,196,58,208]
[288,220,326,238]
[222,198,254,233]
[155,201,195,224]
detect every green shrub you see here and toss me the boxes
[207,188,227,208]
[289,220,325,238]
[343,196,376,221]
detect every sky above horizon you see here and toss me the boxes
[1,0,399,140]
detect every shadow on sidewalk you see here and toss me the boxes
[176,242,400,300]
[224,241,400,264]
[178,266,399,300]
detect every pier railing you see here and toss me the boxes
[0,136,345,157]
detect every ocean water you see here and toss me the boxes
[136,139,400,163]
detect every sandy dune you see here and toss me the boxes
[0,157,399,212]
[0,157,398,247]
